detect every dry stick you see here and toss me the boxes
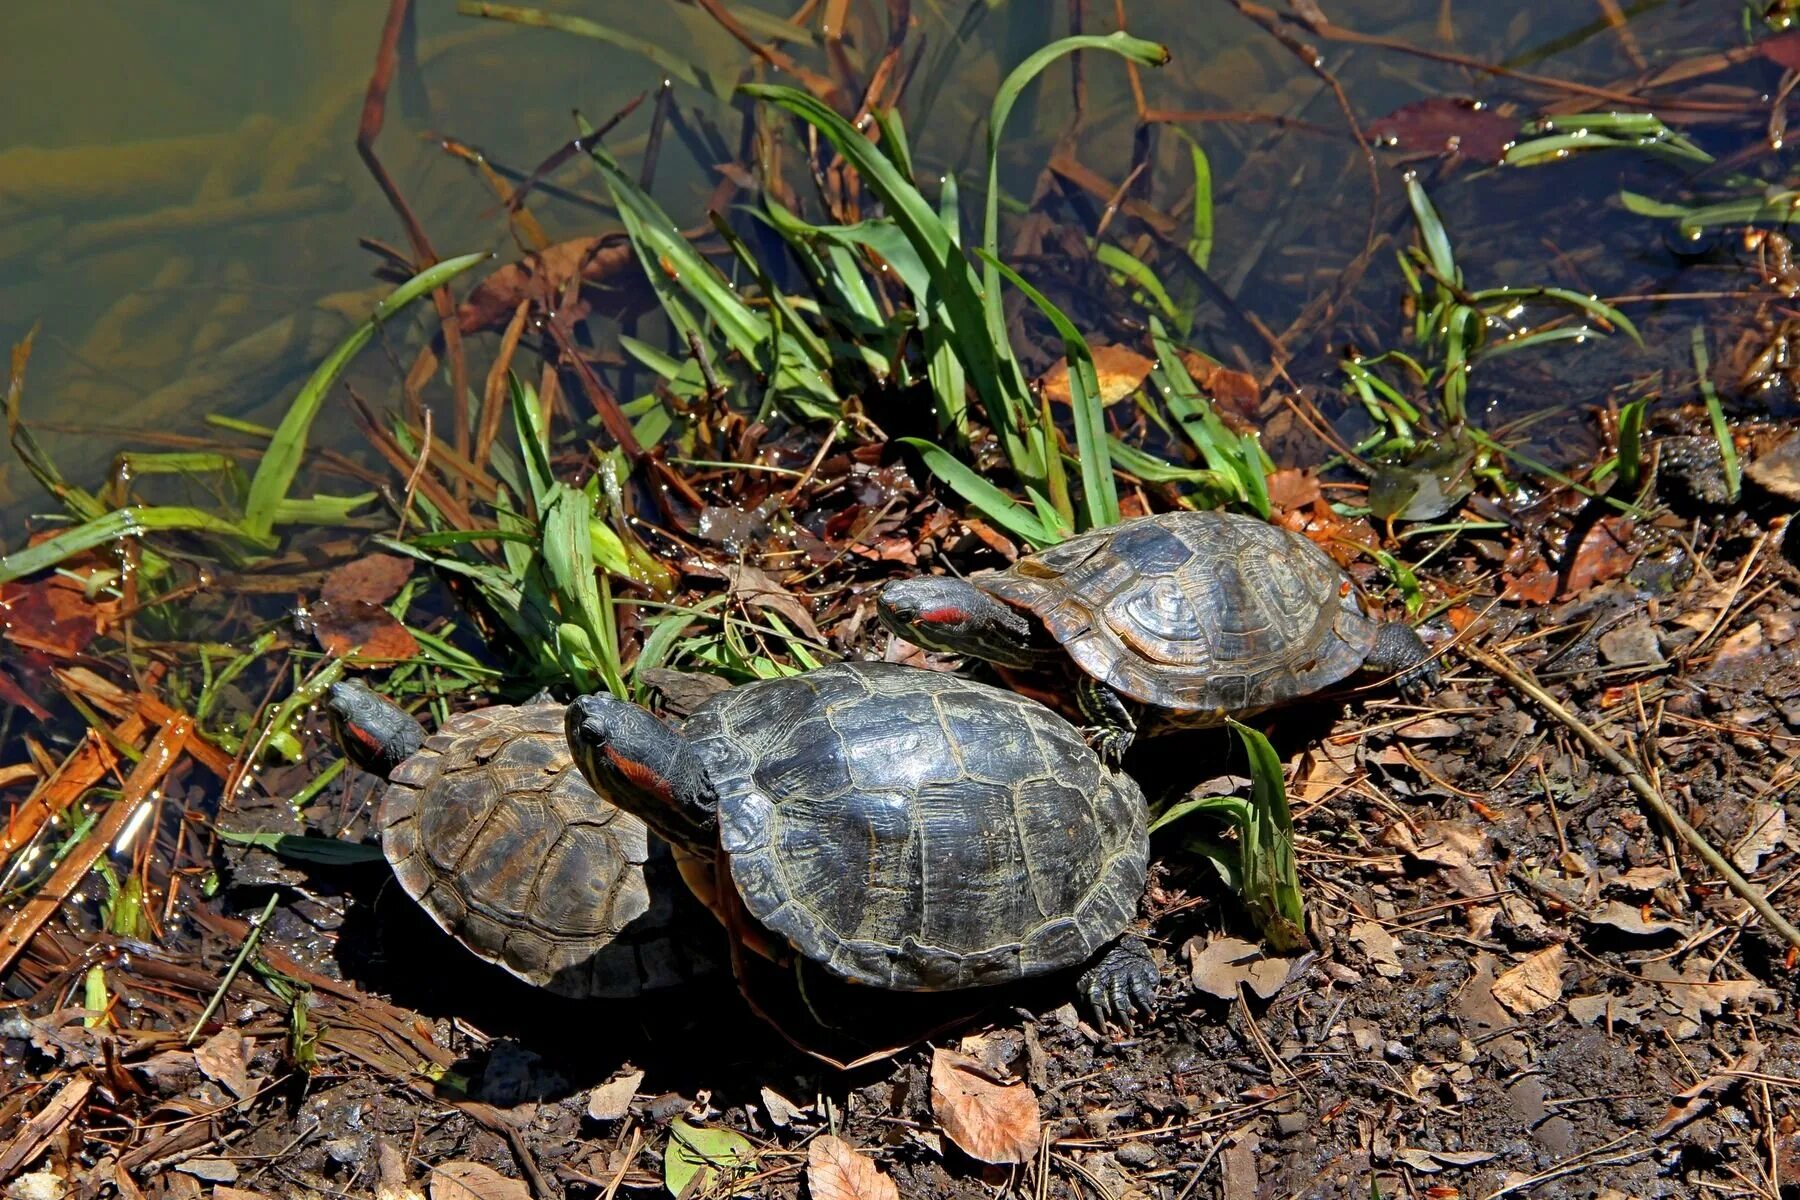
[1465,645,1800,953]
[0,1076,94,1178]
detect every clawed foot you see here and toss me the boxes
[1083,725,1135,767]
[1078,937,1158,1031]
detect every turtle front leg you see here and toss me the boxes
[1078,936,1158,1030]
[1076,677,1138,764]
[1364,620,1439,699]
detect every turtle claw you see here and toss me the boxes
[1079,937,1158,1031]
[1084,725,1135,767]
[1369,620,1439,700]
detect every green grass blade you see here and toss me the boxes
[1,505,273,584]
[456,1,723,97]
[1616,395,1648,495]
[1692,327,1740,502]
[243,252,486,539]
[1227,718,1305,952]
[1403,176,1458,285]
[982,251,1120,528]
[898,437,1058,547]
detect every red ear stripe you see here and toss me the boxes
[919,606,971,625]
[603,745,676,804]
[347,724,384,753]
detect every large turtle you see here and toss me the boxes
[877,510,1438,760]
[326,680,714,999]
[561,661,1157,1026]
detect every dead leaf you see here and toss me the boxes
[929,1048,1041,1165]
[457,237,639,334]
[1566,993,1645,1027]
[1500,561,1557,605]
[1369,97,1517,163]
[806,1135,899,1200]
[1747,430,1800,499]
[1394,1146,1498,1172]
[1760,30,1800,72]
[1646,961,1778,1038]
[321,553,414,606]
[1586,900,1682,938]
[1561,517,1637,597]
[1609,864,1677,892]
[1177,351,1260,421]
[1039,344,1153,406]
[1183,935,1294,998]
[1264,468,1322,514]
[758,1085,808,1128]
[212,1190,275,1200]
[0,575,115,657]
[173,1158,237,1183]
[1712,622,1767,669]
[1395,716,1461,740]
[310,599,419,663]
[376,1138,425,1200]
[722,564,821,642]
[193,1028,251,1099]
[585,1067,644,1122]
[1490,946,1566,1016]
[429,1162,530,1200]
[1732,802,1787,873]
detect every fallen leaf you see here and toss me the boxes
[1732,802,1787,873]
[212,1190,275,1200]
[1039,344,1153,406]
[376,1138,426,1200]
[1490,946,1566,1016]
[1264,468,1322,513]
[1647,961,1778,1038]
[4,1173,67,1200]
[193,1028,251,1099]
[1587,900,1683,938]
[1177,351,1260,421]
[1395,716,1461,740]
[1500,561,1558,605]
[722,564,821,642]
[321,553,414,606]
[310,599,419,662]
[929,1048,1041,1165]
[1394,1146,1498,1172]
[0,575,115,657]
[806,1135,899,1200]
[430,1162,531,1200]
[1561,517,1637,597]
[1183,935,1295,999]
[1653,1048,1762,1138]
[758,1085,809,1128]
[586,1067,644,1122]
[663,1118,755,1197]
[1370,96,1516,163]
[457,237,639,334]
[1347,922,1404,979]
[1598,622,1664,668]
[1566,993,1643,1027]
[1747,430,1800,499]
[1760,30,1800,72]
[1711,622,1767,669]
[173,1158,237,1183]
[1609,864,1676,892]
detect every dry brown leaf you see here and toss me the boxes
[1732,802,1787,872]
[1561,516,1637,597]
[1347,922,1404,979]
[212,1190,276,1200]
[1264,468,1322,514]
[1177,350,1260,421]
[806,1134,899,1200]
[1747,430,1800,499]
[1184,936,1293,998]
[193,1028,251,1099]
[1393,1146,1497,1172]
[1588,900,1684,939]
[723,564,821,642]
[429,1162,530,1200]
[1039,344,1153,407]
[1490,946,1566,1016]
[1395,716,1461,740]
[585,1067,644,1122]
[321,553,414,606]
[929,1048,1040,1165]
[310,599,419,663]
[1369,97,1516,163]
[376,1138,425,1200]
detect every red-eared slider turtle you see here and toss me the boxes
[877,510,1437,761]
[562,661,1156,1026]
[326,680,713,999]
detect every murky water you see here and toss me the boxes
[0,1,1755,519]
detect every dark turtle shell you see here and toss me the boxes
[980,510,1381,720]
[381,703,707,998]
[677,662,1146,991]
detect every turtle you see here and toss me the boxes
[325,680,715,999]
[561,661,1157,1027]
[876,509,1438,761]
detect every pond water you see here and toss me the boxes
[0,0,1769,522]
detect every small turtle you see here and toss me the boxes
[326,680,714,999]
[562,661,1157,1027]
[877,510,1437,760]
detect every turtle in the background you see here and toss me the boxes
[877,509,1437,761]
[326,680,715,999]
[562,661,1157,1028]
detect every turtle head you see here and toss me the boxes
[565,694,718,854]
[876,577,1040,669]
[325,679,426,780]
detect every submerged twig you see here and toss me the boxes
[1465,644,1800,953]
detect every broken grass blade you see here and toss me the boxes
[1403,175,1459,285]
[187,892,278,1045]
[1469,285,1642,346]
[1692,326,1740,502]
[898,438,1059,547]
[456,2,721,96]
[242,251,487,540]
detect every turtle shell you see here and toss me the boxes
[979,510,1381,720]
[380,703,707,998]
[678,662,1146,992]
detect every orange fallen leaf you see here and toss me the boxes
[1500,560,1557,605]
[1561,516,1637,597]
[1490,945,1565,1016]
[929,1048,1041,1165]
[1039,344,1153,407]
[310,599,419,663]
[807,1134,899,1200]
[430,1161,530,1200]
[1178,350,1261,421]
[1265,468,1322,514]
[321,553,414,606]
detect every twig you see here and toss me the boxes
[0,1076,92,1178]
[395,404,433,540]
[1464,644,1800,952]
[187,892,278,1044]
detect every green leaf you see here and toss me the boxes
[1,505,274,584]
[898,437,1058,547]
[215,829,386,865]
[664,1118,755,1198]
[1403,176,1458,286]
[981,251,1120,529]
[1616,395,1649,496]
[243,252,486,539]
[1693,326,1740,502]
[1228,719,1306,952]
[456,1,725,97]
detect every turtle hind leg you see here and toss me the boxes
[1364,620,1439,699]
[1078,936,1157,1031]
[1076,678,1138,764]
